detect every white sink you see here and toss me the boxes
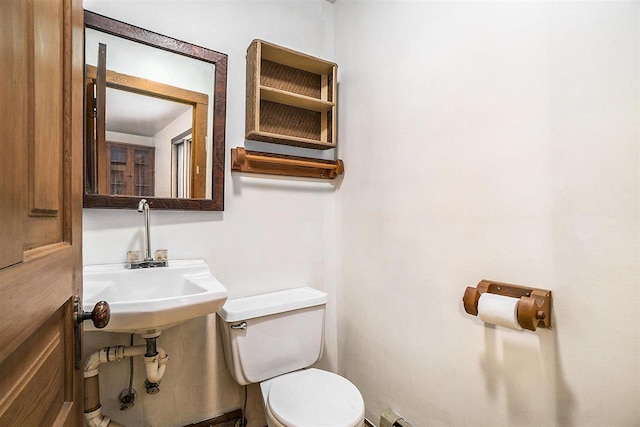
[83,259,227,334]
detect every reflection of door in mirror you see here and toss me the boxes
[85,25,214,200]
[171,131,192,198]
[86,64,206,198]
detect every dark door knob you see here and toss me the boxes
[77,300,110,328]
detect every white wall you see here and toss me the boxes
[83,2,640,427]
[106,131,153,147]
[82,2,336,426]
[334,2,639,427]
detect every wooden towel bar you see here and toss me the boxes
[231,147,344,179]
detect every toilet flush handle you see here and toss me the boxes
[231,322,247,330]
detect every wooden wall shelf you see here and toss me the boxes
[245,40,337,150]
[231,148,344,180]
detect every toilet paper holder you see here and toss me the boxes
[463,280,552,331]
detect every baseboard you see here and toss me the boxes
[183,409,243,427]
[185,409,372,427]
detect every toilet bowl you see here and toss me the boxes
[261,369,364,427]
[217,287,365,427]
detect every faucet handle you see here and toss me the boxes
[154,249,168,262]
[127,251,141,263]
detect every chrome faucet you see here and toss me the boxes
[138,199,153,261]
[128,199,168,269]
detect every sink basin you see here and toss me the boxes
[83,259,227,334]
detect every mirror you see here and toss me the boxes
[83,11,227,210]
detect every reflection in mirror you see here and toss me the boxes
[85,61,207,198]
[104,90,193,198]
[83,11,227,210]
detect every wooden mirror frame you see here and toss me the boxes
[83,10,227,210]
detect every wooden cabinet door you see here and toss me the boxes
[0,0,84,425]
[107,144,130,195]
[106,143,155,197]
[132,147,155,197]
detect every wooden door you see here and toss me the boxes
[0,0,85,425]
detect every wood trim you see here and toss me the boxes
[85,65,209,105]
[320,75,328,142]
[245,130,336,150]
[83,194,221,211]
[96,43,107,195]
[191,102,208,198]
[258,39,336,74]
[84,79,97,194]
[0,0,28,269]
[183,409,243,427]
[52,402,73,427]
[0,307,66,425]
[0,323,61,415]
[69,0,85,318]
[23,242,71,263]
[331,67,337,144]
[84,11,227,65]
[231,147,344,180]
[245,41,258,138]
[71,0,85,427]
[254,42,261,136]
[212,54,227,210]
[30,0,63,217]
[260,86,334,112]
[0,245,73,365]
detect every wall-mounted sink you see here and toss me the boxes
[83,259,227,334]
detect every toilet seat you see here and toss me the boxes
[263,368,364,427]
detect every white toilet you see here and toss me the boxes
[217,287,365,427]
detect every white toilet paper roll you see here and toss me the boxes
[477,293,522,330]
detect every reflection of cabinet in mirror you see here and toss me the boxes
[105,142,155,197]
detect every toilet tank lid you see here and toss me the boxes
[218,287,328,322]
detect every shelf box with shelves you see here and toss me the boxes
[246,39,337,150]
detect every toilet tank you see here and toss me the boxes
[217,287,328,386]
